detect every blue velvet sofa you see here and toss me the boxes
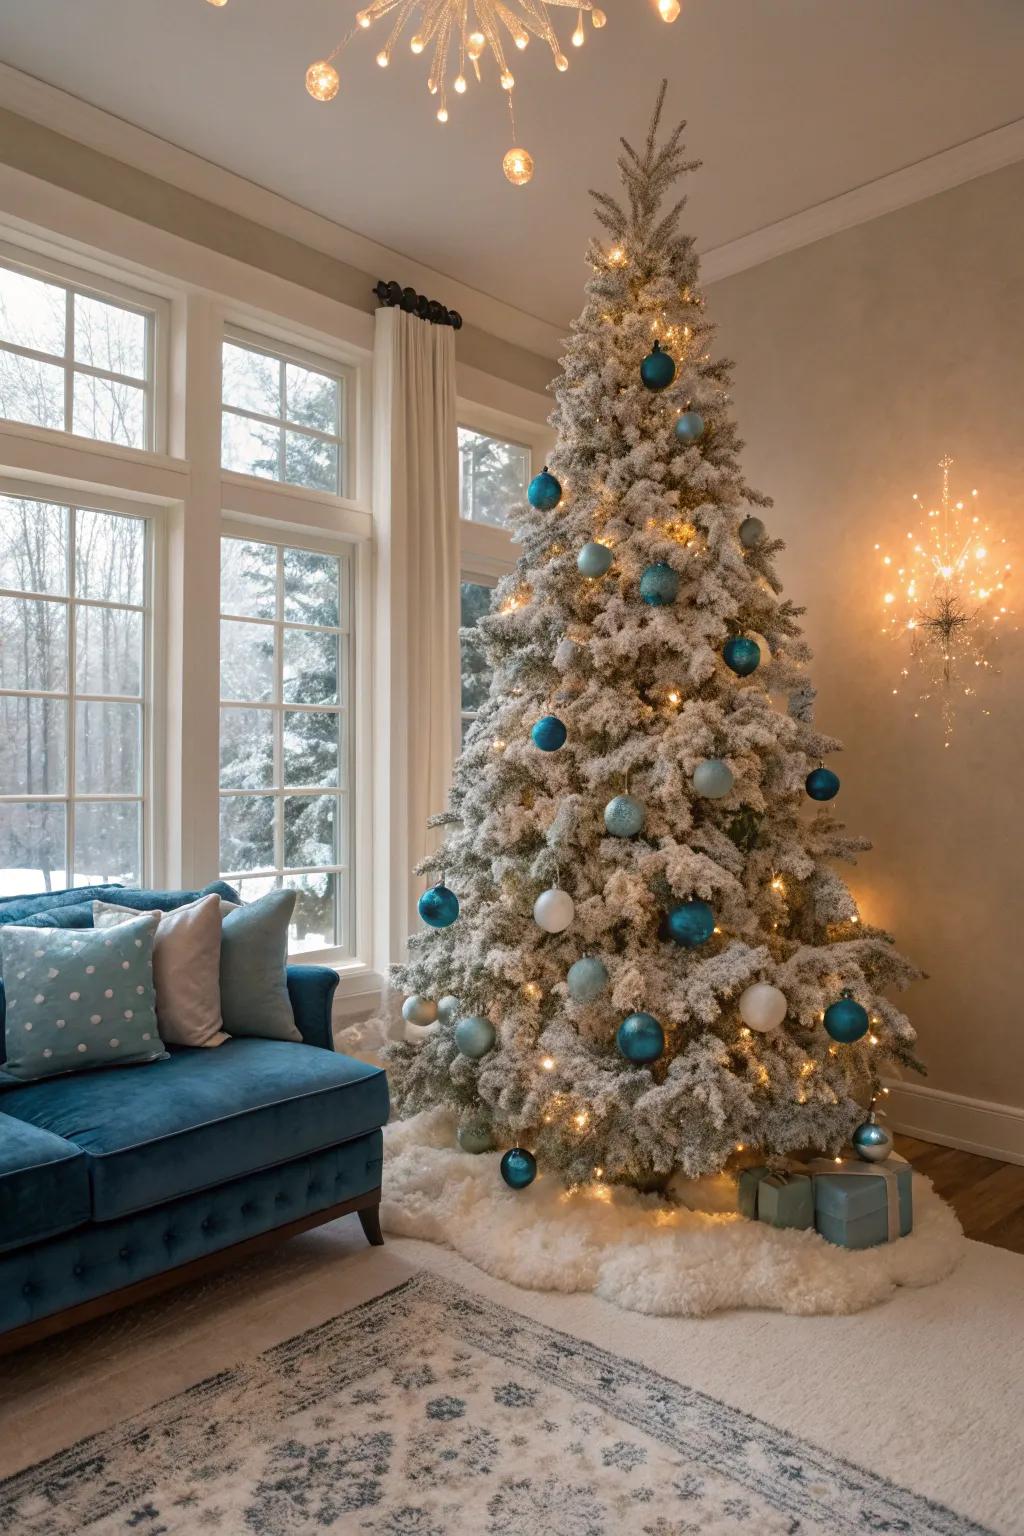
[0,884,389,1352]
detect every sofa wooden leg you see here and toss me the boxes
[358,1202,384,1246]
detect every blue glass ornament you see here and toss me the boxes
[739,516,765,550]
[823,991,870,1044]
[567,955,609,1002]
[418,881,460,928]
[806,766,841,801]
[616,1012,665,1064]
[454,1015,496,1059]
[500,1147,537,1189]
[531,715,567,752]
[692,758,734,799]
[667,899,715,948]
[458,1121,496,1155]
[723,635,760,677]
[852,1110,893,1163]
[577,541,614,578]
[640,340,676,392]
[675,410,705,444]
[639,562,680,606]
[528,466,562,511]
[604,793,645,838]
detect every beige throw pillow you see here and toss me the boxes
[92,894,228,1048]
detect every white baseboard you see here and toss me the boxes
[883,1079,1024,1166]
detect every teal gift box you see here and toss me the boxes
[738,1166,814,1230]
[811,1156,913,1249]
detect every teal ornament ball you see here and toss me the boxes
[418,882,460,928]
[528,466,562,511]
[723,635,760,677]
[531,714,567,752]
[604,793,645,838]
[639,562,680,606]
[739,516,765,549]
[500,1147,537,1189]
[806,766,841,801]
[401,994,438,1026]
[617,1012,665,1064]
[577,541,614,578]
[823,991,870,1044]
[458,1121,496,1155]
[437,995,460,1025]
[454,1014,496,1059]
[667,899,715,948]
[852,1112,893,1163]
[567,955,609,1002]
[692,758,734,799]
[640,340,676,391]
[675,410,705,444]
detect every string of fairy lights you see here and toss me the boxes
[203,1,681,183]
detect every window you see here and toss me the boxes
[0,258,155,449]
[221,334,346,495]
[458,426,530,528]
[219,533,352,955]
[460,578,495,745]
[0,494,149,894]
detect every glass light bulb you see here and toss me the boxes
[515,31,529,48]
[502,145,534,185]
[437,105,449,122]
[427,75,438,93]
[501,69,515,89]
[206,0,229,7]
[555,52,569,71]
[356,9,371,26]
[376,49,389,67]
[410,34,425,52]
[305,59,340,102]
[658,0,681,19]
[591,6,607,24]
[572,23,585,46]
[466,30,485,59]
[454,73,467,93]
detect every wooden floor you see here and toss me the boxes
[895,1134,1024,1254]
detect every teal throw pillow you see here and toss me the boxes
[220,888,301,1042]
[0,914,165,1081]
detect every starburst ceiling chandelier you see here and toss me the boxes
[876,455,1014,743]
[205,1,681,183]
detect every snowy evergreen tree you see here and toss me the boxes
[387,86,922,1190]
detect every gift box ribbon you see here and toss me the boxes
[806,1152,909,1242]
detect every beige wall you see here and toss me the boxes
[710,160,1024,1116]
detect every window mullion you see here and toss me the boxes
[66,503,77,883]
[274,545,285,876]
[63,289,74,435]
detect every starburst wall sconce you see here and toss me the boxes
[204,1,681,183]
[875,456,1014,744]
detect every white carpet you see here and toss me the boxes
[381,1109,967,1317]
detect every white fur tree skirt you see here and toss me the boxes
[382,1110,967,1318]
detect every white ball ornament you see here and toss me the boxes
[404,1019,439,1045]
[738,982,788,1032]
[437,995,460,1025]
[401,994,438,1026]
[692,758,734,800]
[533,887,575,933]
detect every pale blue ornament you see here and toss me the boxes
[692,758,734,799]
[567,955,609,1002]
[458,1121,496,1154]
[675,410,705,444]
[402,994,438,1026]
[852,1109,894,1163]
[604,793,645,837]
[739,516,765,549]
[577,541,614,578]
[454,1015,496,1059]
[437,995,460,1025]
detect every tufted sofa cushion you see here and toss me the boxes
[0,1038,389,1222]
[0,1112,91,1253]
[0,1130,383,1335]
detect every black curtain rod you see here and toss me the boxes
[373,279,463,329]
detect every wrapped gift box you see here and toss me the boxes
[811,1157,913,1249]
[737,1166,814,1230]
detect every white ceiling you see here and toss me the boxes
[1,0,1022,329]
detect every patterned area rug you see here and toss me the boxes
[0,1272,989,1536]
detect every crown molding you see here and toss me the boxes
[700,117,1024,284]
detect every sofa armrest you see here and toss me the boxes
[286,966,339,1051]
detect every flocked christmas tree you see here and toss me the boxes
[387,85,922,1191]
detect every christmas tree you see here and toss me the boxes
[387,85,922,1191]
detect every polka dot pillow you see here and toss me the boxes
[0,913,166,1081]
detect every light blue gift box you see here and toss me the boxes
[812,1158,913,1249]
[738,1166,815,1230]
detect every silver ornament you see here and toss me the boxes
[437,995,460,1025]
[852,1109,894,1162]
[402,994,438,1026]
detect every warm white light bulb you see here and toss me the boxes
[206,0,229,7]
[436,105,449,122]
[410,34,425,52]
[356,9,371,26]
[501,69,515,89]
[502,145,534,185]
[466,30,485,60]
[591,6,607,24]
[305,59,340,102]
[572,22,585,46]
[658,0,681,19]
[376,49,389,67]
[514,31,529,49]
[555,52,569,71]
[454,73,467,93]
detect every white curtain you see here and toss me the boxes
[372,306,460,968]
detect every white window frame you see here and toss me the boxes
[0,478,163,892]
[0,240,169,456]
[221,325,355,500]
[217,523,357,962]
